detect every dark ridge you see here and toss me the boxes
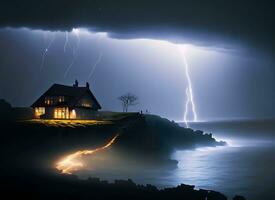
[0,168,246,200]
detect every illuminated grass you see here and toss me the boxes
[22,119,113,128]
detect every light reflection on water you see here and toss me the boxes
[79,138,275,199]
[79,120,275,200]
[170,131,275,200]
[172,146,241,196]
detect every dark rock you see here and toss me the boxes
[0,99,13,121]
[233,195,246,200]
[208,190,227,200]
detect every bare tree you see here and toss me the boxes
[118,93,139,112]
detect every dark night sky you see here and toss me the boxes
[0,0,274,121]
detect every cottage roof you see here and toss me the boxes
[31,84,101,109]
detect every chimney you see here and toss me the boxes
[86,82,90,89]
[73,79,78,87]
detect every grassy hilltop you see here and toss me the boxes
[1,108,225,171]
[0,100,243,200]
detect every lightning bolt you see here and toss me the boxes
[64,28,80,78]
[64,55,77,78]
[40,33,56,71]
[64,31,69,53]
[88,52,103,79]
[184,88,190,128]
[73,29,80,57]
[178,45,198,127]
[88,34,104,80]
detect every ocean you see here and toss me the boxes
[171,120,275,199]
[79,119,275,200]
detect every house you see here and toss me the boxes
[31,80,101,119]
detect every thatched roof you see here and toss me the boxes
[31,84,101,109]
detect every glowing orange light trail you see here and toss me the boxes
[56,134,119,174]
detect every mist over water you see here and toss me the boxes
[77,119,275,200]
[175,120,275,200]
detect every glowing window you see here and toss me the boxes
[35,107,45,118]
[70,109,76,119]
[54,107,69,119]
[81,103,91,107]
[45,97,54,105]
[58,96,65,103]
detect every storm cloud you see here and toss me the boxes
[1,0,274,52]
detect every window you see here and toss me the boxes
[58,96,65,103]
[81,103,91,108]
[35,107,45,118]
[45,97,54,105]
[54,107,69,119]
[45,96,65,105]
[70,109,76,119]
